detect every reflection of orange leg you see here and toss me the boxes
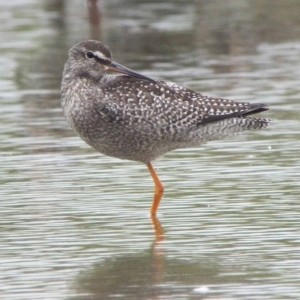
[151,217,165,285]
[146,162,164,217]
[151,214,165,241]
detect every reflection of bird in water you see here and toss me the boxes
[74,250,220,299]
[61,40,270,216]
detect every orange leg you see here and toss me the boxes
[146,162,164,216]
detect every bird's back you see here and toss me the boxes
[87,76,269,161]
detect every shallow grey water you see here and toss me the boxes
[1,1,300,299]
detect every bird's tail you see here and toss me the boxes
[187,116,271,146]
[236,116,270,130]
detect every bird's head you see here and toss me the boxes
[64,40,155,83]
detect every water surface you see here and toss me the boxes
[1,1,300,299]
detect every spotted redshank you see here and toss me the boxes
[61,40,270,216]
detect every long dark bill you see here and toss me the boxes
[108,61,157,84]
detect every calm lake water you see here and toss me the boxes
[1,1,300,299]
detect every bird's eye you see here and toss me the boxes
[86,51,94,59]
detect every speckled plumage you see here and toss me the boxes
[61,40,270,216]
[61,40,269,163]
